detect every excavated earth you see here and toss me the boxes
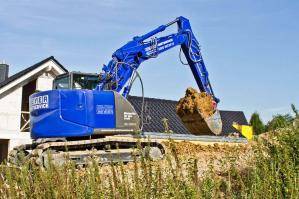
[176,87,215,118]
[96,141,253,181]
[176,87,217,135]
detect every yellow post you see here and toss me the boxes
[232,122,253,140]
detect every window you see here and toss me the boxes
[72,74,99,90]
[53,76,70,89]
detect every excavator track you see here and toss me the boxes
[8,136,165,167]
[8,132,246,167]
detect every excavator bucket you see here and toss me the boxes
[179,109,222,135]
[176,88,223,135]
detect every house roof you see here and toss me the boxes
[0,56,68,89]
[128,95,248,135]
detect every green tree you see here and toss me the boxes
[249,112,265,135]
[266,114,293,131]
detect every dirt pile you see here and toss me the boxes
[176,87,215,119]
[176,87,222,135]
[169,141,250,157]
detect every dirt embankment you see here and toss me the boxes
[172,141,253,177]
[106,141,253,180]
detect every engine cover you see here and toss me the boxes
[30,90,140,139]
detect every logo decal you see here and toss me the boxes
[96,105,114,115]
[31,95,49,110]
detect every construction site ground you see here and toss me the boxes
[91,139,253,181]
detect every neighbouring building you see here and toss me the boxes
[0,56,67,162]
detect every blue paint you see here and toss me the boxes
[30,90,115,138]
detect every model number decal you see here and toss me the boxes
[124,112,136,120]
[31,95,49,110]
[96,105,114,115]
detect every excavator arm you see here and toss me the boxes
[97,16,219,103]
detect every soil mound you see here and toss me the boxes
[176,87,215,119]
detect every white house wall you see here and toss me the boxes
[0,130,31,151]
[36,72,55,91]
[0,86,30,151]
[0,86,22,131]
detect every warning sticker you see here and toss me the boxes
[124,112,137,121]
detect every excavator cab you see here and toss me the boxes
[53,72,100,90]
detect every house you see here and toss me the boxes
[0,56,248,163]
[0,56,67,162]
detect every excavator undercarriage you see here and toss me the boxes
[8,132,247,167]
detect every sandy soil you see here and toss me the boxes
[95,141,253,181]
[176,87,215,118]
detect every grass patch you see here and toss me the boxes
[0,126,298,198]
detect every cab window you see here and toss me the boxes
[53,76,70,89]
[72,74,99,90]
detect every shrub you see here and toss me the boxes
[266,114,293,131]
[250,112,265,135]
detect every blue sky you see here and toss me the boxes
[0,0,298,122]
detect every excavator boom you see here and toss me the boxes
[97,17,219,103]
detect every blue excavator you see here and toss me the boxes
[9,17,244,166]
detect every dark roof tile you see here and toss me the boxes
[128,96,248,136]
